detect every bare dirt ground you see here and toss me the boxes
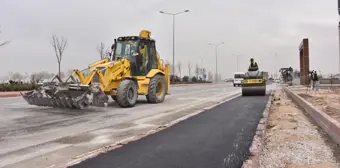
[259,88,340,168]
[290,86,340,123]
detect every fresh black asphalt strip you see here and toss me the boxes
[69,95,270,168]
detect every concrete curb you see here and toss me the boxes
[50,91,242,168]
[284,87,340,146]
[0,91,28,98]
[241,89,275,168]
[170,83,213,87]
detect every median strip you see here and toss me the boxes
[0,91,27,98]
[0,83,214,98]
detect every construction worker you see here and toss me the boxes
[248,58,259,71]
[138,44,148,74]
[312,71,319,91]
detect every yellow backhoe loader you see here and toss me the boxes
[21,30,171,109]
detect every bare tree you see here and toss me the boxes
[165,60,175,76]
[31,71,51,83]
[97,42,106,59]
[208,70,213,81]
[51,35,67,77]
[67,69,74,76]
[59,71,65,79]
[195,64,200,78]
[9,72,23,81]
[0,75,8,83]
[0,26,10,47]
[30,73,37,83]
[177,62,182,79]
[171,64,176,75]
[31,72,52,83]
[44,72,56,81]
[188,62,192,78]
[8,72,13,80]
[23,72,29,81]
[201,68,206,80]
[105,46,111,57]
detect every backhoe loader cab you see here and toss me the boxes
[21,30,170,109]
[112,36,160,76]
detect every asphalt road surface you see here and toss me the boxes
[69,92,270,168]
[0,83,248,168]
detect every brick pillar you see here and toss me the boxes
[299,38,310,85]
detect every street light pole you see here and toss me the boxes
[159,9,190,77]
[200,56,203,69]
[338,0,340,75]
[215,46,218,82]
[275,53,278,79]
[172,15,175,77]
[209,42,224,82]
[232,54,243,72]
[237,55,239,71]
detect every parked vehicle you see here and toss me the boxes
[233,72,245,87]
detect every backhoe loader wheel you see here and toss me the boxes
[146,74,166,103]
[116,80,138,108]
[111,95,117,101]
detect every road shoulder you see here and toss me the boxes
[259,88,340,167]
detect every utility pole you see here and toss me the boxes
[159,9,190,76]
[200,56,203,79]
[209,42,224,83]
[200,56,203,69]
[338,21,340,75]
[275,53,278,79]
[232,54,243,72]
[338,0,340,75]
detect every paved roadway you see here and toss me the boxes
[0,83,248,168]
[70,93,271,168]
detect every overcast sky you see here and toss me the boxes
[0,0,339,79]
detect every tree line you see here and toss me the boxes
[1,26,213,86]
[168,61,214,82]
[1,70,73,84]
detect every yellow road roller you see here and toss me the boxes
[241,58,266,96]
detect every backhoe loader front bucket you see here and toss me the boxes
[21,82,109,109]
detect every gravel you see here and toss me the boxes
[259,89,340,168]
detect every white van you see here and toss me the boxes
[233,72,245,87]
